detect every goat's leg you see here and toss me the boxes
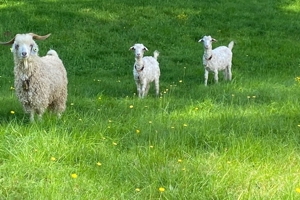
[145,84,150,97]
[154,79,159,97]
[29,110,35,122]
[214,70,219,84]
[135,81,142,98]
[227,64,232,81]
[204,69,209,86]
[223,70,228,80]
[141,79,150,98]
[141,85,146,98]
[36,109,45,122]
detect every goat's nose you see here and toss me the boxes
[22,52,27,56]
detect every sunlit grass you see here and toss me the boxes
[282,1,300,12]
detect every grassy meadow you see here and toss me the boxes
[1,0,300,199]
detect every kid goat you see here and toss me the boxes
[199,35,234,86]
[129,44,160,98]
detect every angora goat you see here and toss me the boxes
[198,35,234,86]
[129,43,160,98]
[0,33,68,122]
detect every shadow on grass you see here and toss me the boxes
[0,0,299,122]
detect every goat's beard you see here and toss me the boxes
[23,59,29,70]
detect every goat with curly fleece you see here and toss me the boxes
[129,44,160,98]
[1,33,68,122]
[199,35,234,86]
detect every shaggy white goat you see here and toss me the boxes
[129,44,160,98]
[198,35,234,86]
[0,33,68,122]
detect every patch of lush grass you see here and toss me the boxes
[0,0,300,199]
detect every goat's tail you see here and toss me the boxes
[153,50,160,60]
[228,41,234,50]
[47,49,59,57]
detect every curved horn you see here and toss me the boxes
[0,36,16,45]
[29,33,51,40]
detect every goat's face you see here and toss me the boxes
[198,36,217,49]
[12,34,39,60]
[129,44,148,59]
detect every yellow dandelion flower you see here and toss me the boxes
[10,111,15,114]
[108,119,112,123]
[79,118,82,121]
[182,167,186,171]
[113,142,117,146]
[183,124,188,127]
[296,187,300,193]
[149,121,152,124]
[179,80,183,83]
[149,145,154,148]
[129,105,134,108]
[97,162,102,166]
[247,96,251,99]
[136,129,140,134]
[195,107,199,110]
[71,173,78,179]
[178,159,182,163]
[159,187,165,192]
[252,96,256,98]
[135,188,141,192]
[50,157,56,161]
[298,125,300,127]
[171,126,175,129]
[70,103,74,106]
[10,48,13,52]
[10,86,14,90]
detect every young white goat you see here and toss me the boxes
[129,44,160,98]
[0,33,68,122]
[198,36,234,86]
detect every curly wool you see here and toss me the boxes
[13,50,67,121]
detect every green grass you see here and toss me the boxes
[1,0,300,199]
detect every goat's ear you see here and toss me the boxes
[0,36,16,45]
[198,39,203,43]
[143,47,148,51]
[29,33,51,40]
[212,38,217,42]
[129,46,135,51]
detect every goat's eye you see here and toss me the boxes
[15,44,19,49]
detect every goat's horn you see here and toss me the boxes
[0,36,16,45]
[29,33,51,40]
